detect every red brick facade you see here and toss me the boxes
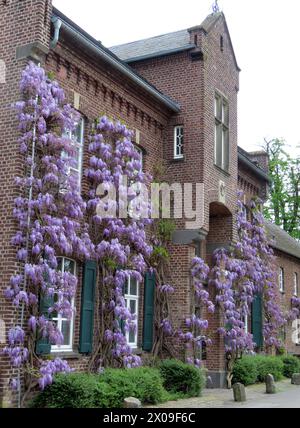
[1,1,300,406]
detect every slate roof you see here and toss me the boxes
[110,29,193,62]
[109,12,234,64]
[265,222,300,260]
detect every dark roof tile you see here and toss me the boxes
[109,29,192,62]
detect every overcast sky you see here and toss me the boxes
[53,0,300,155]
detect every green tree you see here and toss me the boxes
[264,138,300,240]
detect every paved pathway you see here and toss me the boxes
[149,379,300,408]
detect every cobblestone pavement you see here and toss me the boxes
[148,379,300,408]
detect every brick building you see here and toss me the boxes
[0,1,299,406]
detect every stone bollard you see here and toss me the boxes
[291,374,300,385]
[233,383,246,402]
[206,376,214,389]
[265,374,276,394]
[124,397,142,408]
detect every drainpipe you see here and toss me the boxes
[51,17,62,49]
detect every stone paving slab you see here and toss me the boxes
[147,379,300,408]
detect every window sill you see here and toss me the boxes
[214,164,230,177]
[132,347,143,355]
[170,157,185,164]
[50,350,84,360]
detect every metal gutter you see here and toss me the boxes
[125,44,197,63]
[51,7,181,113]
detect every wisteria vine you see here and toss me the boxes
[85,116,153,371]
[210,195,287,386]
[3,62,92,398]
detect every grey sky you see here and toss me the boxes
[53,0,300,155]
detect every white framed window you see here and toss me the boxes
[279,267,285,293]
[51,258,76,353]
[296,320,300,345]
[63,118,84,189]
[214,92,229,171]
[174,125,184,159]
[124,276,139,348]
[243,313,249,334]
[294,273,299,297]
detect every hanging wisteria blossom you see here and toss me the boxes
[85,116,153,370]
[3,62,93,393]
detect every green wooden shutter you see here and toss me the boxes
[143,272,155,352]
[252,294,263,348]
[36,293,54,355]
[79,261,97,354]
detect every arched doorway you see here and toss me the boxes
[205,202,233,387]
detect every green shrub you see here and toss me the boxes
[30,373,100,408]
[232,356,258,386]
[99,367,166,406]
[159,360,204,397]
[31,368,167,408]
[256,356,284,382]
[280,355,300,378]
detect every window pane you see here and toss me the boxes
[215,123,222,167]
[223,102,229,127]
[61,320,71,346]
[215,96,222,121]
[64,259,75,274]
[223,128,229,171]
[130,299,137,315]
[124,281,129,295]
[57,258,63,272]
[129,330,136,344]
[71,146,81,170]
[74,120,83,144]
[130,278,138,296]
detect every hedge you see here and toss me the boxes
[98,367,167,407]
[232,356,258,386]
[159,359,205,397]
[255,356,284,382]
[30,373,101,408]
[280,355,300,379]
[31,361,204,408]
[232,354,299,385]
